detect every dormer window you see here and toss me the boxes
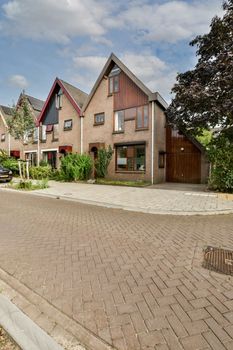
[56,88,63,109]
[108,64,120,95]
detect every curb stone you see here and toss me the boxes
[0,294,64,350]
[0,269,114,350]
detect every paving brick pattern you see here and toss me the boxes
[0,190,233,349]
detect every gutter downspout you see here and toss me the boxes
[37,126,40,166]
[151,101,155,184]
[80,116,84,154]
[8,132,11,157]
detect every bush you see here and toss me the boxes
[95,146,113,178]
[10,179,49,191]
[0,149,19,175]
[60,153,93,181]
[39,159,48,167]
[1,158,19,175]
[208,135,233,192]
[29,165,52,180]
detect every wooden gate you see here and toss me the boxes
[166,128,201,183]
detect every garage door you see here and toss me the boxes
[166,127,202,184]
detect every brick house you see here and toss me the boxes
[82,53,208,184]
[36,77,88,168]
[0,105,21,158]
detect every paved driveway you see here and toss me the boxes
[1,191,233,349]
[29,181,233,215]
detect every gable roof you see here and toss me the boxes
[0,105,13,127]
[82,53,168,113]
[25,94,44,112]
[37,77,88,126]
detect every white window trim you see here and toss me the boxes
[24,150,37,154]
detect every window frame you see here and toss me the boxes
[1,133,5,142]
[114,110,125,132]
[108,75,119,95]
[136,104,149,130]
[53,124,59,141]
[40,125,47,142]
[94,113,105,126]
[115,144,146,173]
[64,119,73,130]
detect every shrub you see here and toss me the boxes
[1,158,19,175]
[208,135,233,192]
[95,146,113,178]
[10,179,49,190]
[0,149,19,175]
[29,165,52,180]
[60,153,93,181]
[39,159,48,167]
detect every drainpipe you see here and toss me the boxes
[37,126,40,166]
[151,101,155,184]
[80,115,84,154]
[8,133,11,157]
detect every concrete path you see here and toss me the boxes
[29,181,233,215]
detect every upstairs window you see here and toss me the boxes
[1,134,5,142]
[33,127,38,142]
[56,88,63,109]
[64,119,73,130]
[94,113,105,125]
[114,110,124,132]
[41,125,47,142]
[108,64,120,95]
[53,124,59,141]
[136,105,149,129]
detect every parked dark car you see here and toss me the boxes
[0,166,12,182]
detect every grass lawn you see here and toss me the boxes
[96,178,150,187]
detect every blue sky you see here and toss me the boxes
[0,0,223,106]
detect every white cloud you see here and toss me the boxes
[0,0,223,44]
[72,52,177,101]
[110,0,223,43]
[1,0,111,43]
[7,74,28,88]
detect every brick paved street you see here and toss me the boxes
[1,191,233,349]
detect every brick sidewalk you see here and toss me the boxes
[1,191,233,349]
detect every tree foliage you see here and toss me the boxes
[7,94,35,142]
[166,0,233,135]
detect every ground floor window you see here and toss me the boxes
[42,151,57,168]
[116,144,146,172]
[25,152,37,166]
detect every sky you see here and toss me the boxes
[0,0,223,106]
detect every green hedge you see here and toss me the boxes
[60,153,93,181]
[29,165,52,180]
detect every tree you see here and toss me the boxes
[7,94,35,142]
[7,94,35,179]
[166,0,233,136]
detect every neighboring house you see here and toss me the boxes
[17,93,45,164]
[36,77,88,168]
[82,53,208,184]
[0,105,21,158]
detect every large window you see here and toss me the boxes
[114,110,124,132]
[56,88,63,109]
[109,75,119,94]
[136,105,149,129]
[33,128,38,142]
[116,144,146,172]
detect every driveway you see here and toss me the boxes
[29,181,233,215]
[0,191,233,349]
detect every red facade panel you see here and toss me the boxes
[114,72,148,111]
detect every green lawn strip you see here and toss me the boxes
[96,178,150,187]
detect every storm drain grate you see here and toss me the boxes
[203,246,233,276]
